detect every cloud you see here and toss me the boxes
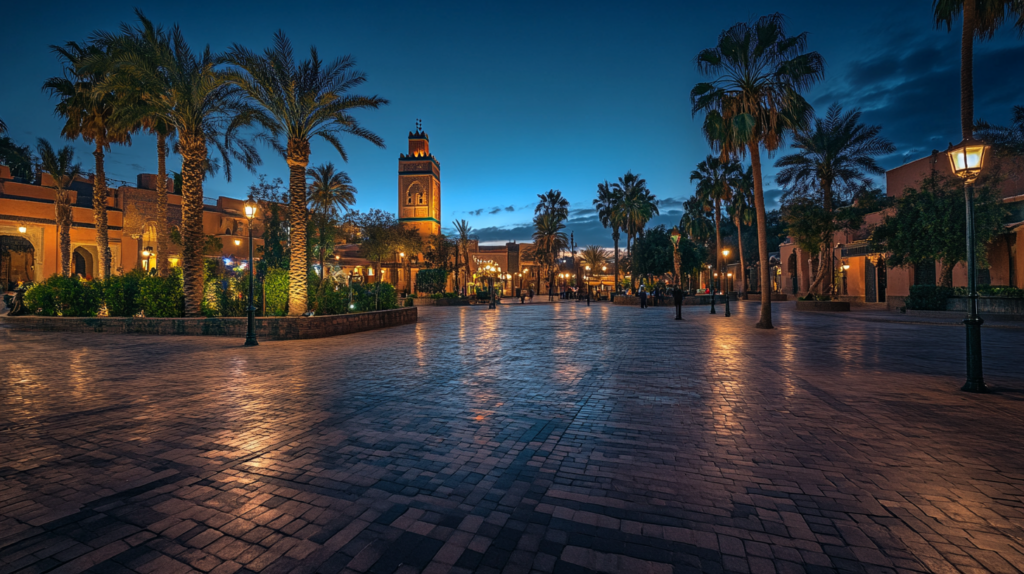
[488,207,502,215]
[504,205,515,212]
[811,35,1024,173]
[469,209,484,216]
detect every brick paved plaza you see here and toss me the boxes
[2,302,1024,574]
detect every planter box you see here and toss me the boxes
[795,300,850,312]
[1,307,417,340]
[945,296,1024,315]
[743,293,788,302]
[412,297,470,306]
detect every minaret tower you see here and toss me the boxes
[398,119,441,238]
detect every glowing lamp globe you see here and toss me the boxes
[947,138,989,182]
[233,238,242,246]
[243,199,257,220]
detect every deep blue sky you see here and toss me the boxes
[2,1,1021,246]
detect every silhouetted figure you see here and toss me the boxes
[673,286,684,320]
[639,288,648,309]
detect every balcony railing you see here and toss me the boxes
[841,240,882,258]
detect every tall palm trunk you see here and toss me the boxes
[454,248,460,293]
[156,134,170,277]
[93,142,110,279]
[750,144,773,329]
[179,135,207,316]
[613,228,620,292]
[55,188,72,276]
[286,139,310,316]
[961,0,976,140]
[734,215,746,296]
[714,199,722,271]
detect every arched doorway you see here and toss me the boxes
[1,235,35,290]
[73,247,95,278]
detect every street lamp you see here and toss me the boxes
[243,199,258,347]
[141,246,152,258]
[722,249,731,317]
[947,137,990,393]
[708,264,716,315]
[234,238,241,246]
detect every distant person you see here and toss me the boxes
[639,286,648,309]
[528,287,534,302]
[673,285,684,320]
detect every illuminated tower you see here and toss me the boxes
[398,120,440,238]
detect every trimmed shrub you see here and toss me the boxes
[102,270,145,316]
[308,271,350,315]
[953,285,1024,298]
[904,285,954,310]
[24,275,102,317]
[351,282,397,312]
[414,268,448,295]
[138,268,185,317]
[262,267,289,316]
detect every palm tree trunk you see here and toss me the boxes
[613,230,620,292]
[286,140,310,316]
[93,142,110,280]
[735,216,746,296]
[749,143,773,329]
[156,134,170,277]
[673,245,681,286]
[179,135,207,316]
[56,189,71,277]
[961,0,976,140]
[714,200,722,271]
[454,248,460,293]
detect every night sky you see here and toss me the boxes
[1,1,1021,246]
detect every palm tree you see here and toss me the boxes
[307,163,356,219]
[532,213,568,299]
[933,1,1024,140]
[690,155,741,272]
[593,180,623,292]
[726,165,755,296]
[691,13,824,329]
[579,245,608,274]
[453,219,473,294]
[681,196,715,288]
[977,104,1024,154]
[775,103,895,293]
[612,171,658,289]
[0,118,6,133]
[535,189,570,221]
[44,41,133,280]
[307,163,356,279]
[37,139,82,277]
[225,32,388,316]
[93,10,177,278]
[101,26,261,315]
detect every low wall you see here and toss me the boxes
[744,293,788,302]
[946,297,1024,315]
[795,300,851,312]
[412,297,470,307]
[1,307,417,340]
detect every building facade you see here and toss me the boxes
[778,152,1024,308]
[0,165,264,290]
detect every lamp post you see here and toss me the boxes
[243,199,258,347]
[722,249,731,317]
[585,265,591,305]
[947,138,990,393]
[841,263,850,296]
[707,264,716,314]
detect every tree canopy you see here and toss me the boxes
[872,175,1006,286]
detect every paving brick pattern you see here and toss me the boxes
[2,301,1024,574]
